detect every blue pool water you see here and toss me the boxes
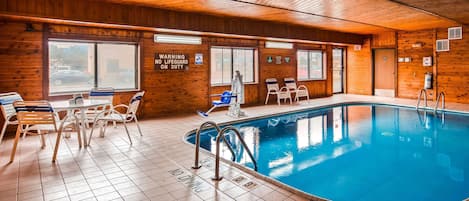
[186,104,469,201]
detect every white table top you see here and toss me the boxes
[50,99,111,110]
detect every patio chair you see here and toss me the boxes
[265,78,292,105]
[284,78,309,102]
[81,87,115,128]
[0,92,23,144]
[10,100,80,162]
[88,91,145,145]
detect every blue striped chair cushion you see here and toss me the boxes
[14,106,54,112]
[266,81,278,84]
[0,94,23,105]
[90,91,114,96]
[130,95,143,104]
[284,80,295,83]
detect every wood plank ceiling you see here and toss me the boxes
[99,0,464,34]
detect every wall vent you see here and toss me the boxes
[436,39,449,52]
[448,27,462,40]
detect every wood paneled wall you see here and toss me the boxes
[396,30,435,99]
[346,27,469,104]
[372,31,397,48]
[435,25,469,103]
[0,21,336,124]
[0,22,43,101]
[346,39,373,95]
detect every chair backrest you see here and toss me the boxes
[89,87,114,103]
[13,101,56,128]
[284,77,297,91]
[0,92,23,120]
[265,78,280,91]
[128,91,145,116]
[219,91,232,104]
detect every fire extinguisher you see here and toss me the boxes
[424,72,432,89]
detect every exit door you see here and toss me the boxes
[333,48,344,93]
[373,49,395,97]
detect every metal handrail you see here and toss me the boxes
[416,89,428,109]
[192,121,236,169]
[212,126,258,181]
[434,92,445,112]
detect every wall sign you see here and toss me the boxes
[195,53,203,65]
[267,56,273,63]
[275,56,282,64]
[154,53,189,70]
[284,57,290,63]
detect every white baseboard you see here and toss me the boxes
[374,89,395,97]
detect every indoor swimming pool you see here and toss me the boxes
[185,104,469,201]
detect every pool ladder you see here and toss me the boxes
[416,89,428,110]
[192,121,258,181]
[416,89,445,113]
[434,92,445,112]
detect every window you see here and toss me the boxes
[49,41,138,94]
[297,50,325,80]
[210,47,256,85]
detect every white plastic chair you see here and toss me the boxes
[265,78,291,105]
[284,78,309,102]
[81,87,115,128]
[88,91,145,145]
[0,92,23,144]
[10,101,80,162]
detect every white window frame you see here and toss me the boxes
[210,46,258,86]
[48,39,140,96]
[297,49,326,81]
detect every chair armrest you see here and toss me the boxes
[279,86,290,93]
[297,85,309,91]
[113,104,129,110]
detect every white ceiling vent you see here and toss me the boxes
[436,39,449,52]
[448,27,462,40]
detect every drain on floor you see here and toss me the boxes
[242,181,257,190]
[232,175,247,183]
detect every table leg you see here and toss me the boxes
[64,109,73,138]
[79,108,88,146]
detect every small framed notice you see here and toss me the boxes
[195,53,203,65]
[154,53,189,70]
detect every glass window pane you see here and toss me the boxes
[309,51,323,79]
[297,51,308,80]
[233,49,254,83]
[49,41,95,94]
[222,48,232,84]
[244,50,254,83]
[233,49,243,78]
[211,47,256,85]
[97,44,136,89]
[210,48,223,85]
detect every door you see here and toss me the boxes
[333,48,344,93]
[373,49,395,97]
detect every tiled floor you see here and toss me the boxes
[0,94,468,201]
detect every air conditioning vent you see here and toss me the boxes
[436,39,449,52]
[448,27,462,40]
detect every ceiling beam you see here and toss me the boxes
[231,0,399,31]
[387,0,465,25]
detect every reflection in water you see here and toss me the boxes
[188,105,469,201]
